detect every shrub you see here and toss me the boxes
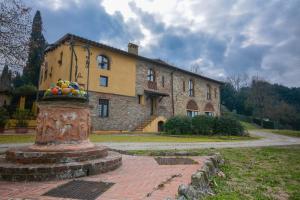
[0,107,9,128]
[191,115,215,135]
[213,116,245,136]
[14,109,30,128]
[262,120,274,129]
[164,116,192,134]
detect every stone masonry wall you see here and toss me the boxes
[89,91,144,131]
[173,71,221,116]
[89,61,221,131]
[136,60,173,120]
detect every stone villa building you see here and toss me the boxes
[39,34,222,132]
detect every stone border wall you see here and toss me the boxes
[175,153,224,200]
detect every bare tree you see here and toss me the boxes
[227,73,249,91]
[190,64,203,75]
[0,0,31,69]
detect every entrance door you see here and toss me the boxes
[150,97,156,116]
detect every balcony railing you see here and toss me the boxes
[147,81,157,90]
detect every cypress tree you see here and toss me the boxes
[23,11,46,87]
[0,65,12,91]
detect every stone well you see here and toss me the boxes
[0,97,122,181]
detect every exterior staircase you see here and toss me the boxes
[134,115,157,132]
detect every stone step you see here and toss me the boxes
[6,146,109,164]
[0,151,122,181]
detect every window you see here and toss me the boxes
[187,110,198,117]
[188,79,194,96]
[162,76,165,87]
[49,66,53,78]
[100,76,108,87]
[97,55,109,70]
[99,99,109,117]
[147,68,155,81]
[207,84,212,100]
[58,51,63,66]
[214,88,217,98]
[183,80,185,92]
[205,112,214,116]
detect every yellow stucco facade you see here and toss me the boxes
[39,41,136,97]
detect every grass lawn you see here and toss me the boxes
[0,133,259,144]
[264,129,300,138]
[129,145,300,200]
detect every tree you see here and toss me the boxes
[247,77,278,127]
[190,64,203,75]
[22,10,46,87]
[227,74,249,91]
[220,82,237,111]
[0,65,12,91]
[0,0,31,68]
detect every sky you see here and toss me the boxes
[25,0,300,87]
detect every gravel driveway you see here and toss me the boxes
[1,130,299,152]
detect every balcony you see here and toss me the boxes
[147,81,157,90]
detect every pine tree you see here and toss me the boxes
[22,11,46,87]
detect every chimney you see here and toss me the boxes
[128,43,139,55]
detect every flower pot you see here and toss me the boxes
[15,127,28,134]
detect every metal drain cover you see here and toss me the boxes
[43,180,114,200]
[155,157,198,165]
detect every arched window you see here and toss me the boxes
[204,102,215,116]
[97,55,109,70]
[186,100,198,117]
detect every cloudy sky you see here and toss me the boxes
[26,0,300,87]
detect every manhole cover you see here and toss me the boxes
[43,180,114,200]
[155,157,198,165]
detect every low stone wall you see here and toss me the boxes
[175,153,224,200]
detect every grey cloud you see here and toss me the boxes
[27,0,144,47]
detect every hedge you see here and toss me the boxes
[164,115,245,136]
[213,116,245,136]
[191,115,215,135]
[163,116,192,134]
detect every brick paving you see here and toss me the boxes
[0,155,206,200]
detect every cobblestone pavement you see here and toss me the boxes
[0,131,299,152]
[0,155,206,200]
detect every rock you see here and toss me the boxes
[191,171,209,189]
[177,196,188,200]
[217,171,226,178]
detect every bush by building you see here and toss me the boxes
[191,115,215,135]
[213,116,245,136]
[164,115,245,136]
[163,116,192,134]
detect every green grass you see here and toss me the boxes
[264,129,300,138]
[0,133,259,144]
[0,134,36,143]
[129,145,300,200]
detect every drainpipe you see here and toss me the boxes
[69,36,74,81]
[171,71,175,116]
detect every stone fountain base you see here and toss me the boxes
[0,99,122,181]
[0,149,121,181]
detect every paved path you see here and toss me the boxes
[1,130,299,152]
[0,155,207,200]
